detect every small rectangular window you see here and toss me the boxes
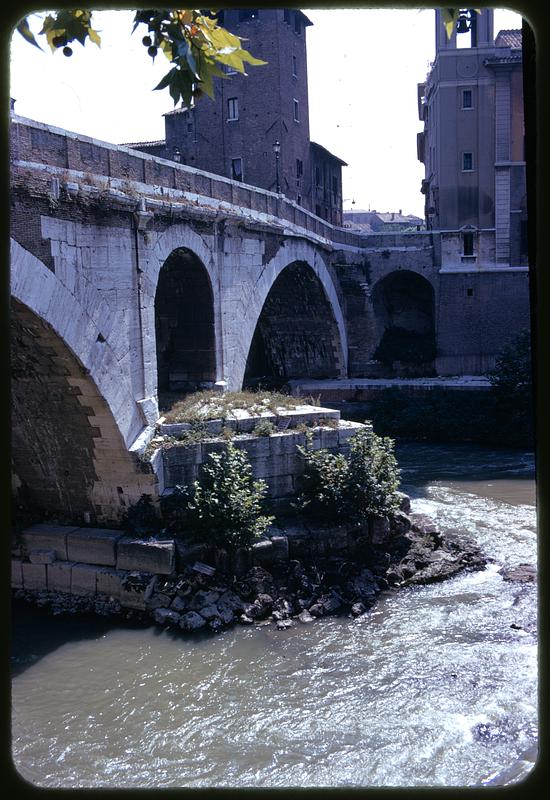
[293,99,300,122]
[463,232,474,256]
[332,175,338,202]
[296,158,303,177]
[467,287,474,297]
[284,9,291,25]
[292,55,297,77]
[231,158,243,182]
[227,97,239,121]
[297,194,302,205]
[462,152,474,171]
[294,15,302,35]
[462,89,473,109]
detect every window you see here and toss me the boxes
[315,204,322,217]
[293,99,300,122]
[239,10,258,22]
[292,55,297,77]
[294,15,302,35]
[231,158,243,182]
[297,194,302,205]
[462,152,474,171]
[463,232,474,256]
[284,9,291,25]
[315,166,321,186]
[296,158,303,178]
[467,287,474,297]
[462,89,473,109]
[227,97,239,121]
[332,175,338,202]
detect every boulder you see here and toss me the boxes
[154,608,181,626]
[197,603,220,621]
[370,516,391,546]
[188,589,220,610]
[499,563,537,583]
[297,609,315,624]
[276,618,293,630]
[170,596,188,612]
[396,492,412,514]
[351,601,367,617]
[179,611,207,631]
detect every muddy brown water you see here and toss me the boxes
[11,442,538,788]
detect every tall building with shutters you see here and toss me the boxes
[417,8,527,269]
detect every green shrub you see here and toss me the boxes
[160,442,273,550]
[252,419,277,436]
[296,425,401,525]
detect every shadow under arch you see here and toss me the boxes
[11,298,154,525]
[243,260,344,388]
[370,270,436,375]
[155,247,216,399]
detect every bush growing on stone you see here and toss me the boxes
[160,442,274,550]
[296,425,401,525]
[252,420,277,436]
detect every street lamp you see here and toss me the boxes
[273,140,281,193]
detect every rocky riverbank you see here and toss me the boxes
[13,503,488,634]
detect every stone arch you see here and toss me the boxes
[10,238,144,447]
[155,246,217,395]
[11,298,157,524]
[243,259,346,388]
[370,270,436,375]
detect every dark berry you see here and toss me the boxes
[52,35,66,48]
[142,35,152,47]
[147,45,157,57]
[63,46,73,57]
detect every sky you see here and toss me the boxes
[9,6,524,218]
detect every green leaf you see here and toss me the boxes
[16,17,42,49]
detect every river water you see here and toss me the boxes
[11,442,538,788]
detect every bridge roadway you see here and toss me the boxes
[9,114,530,523]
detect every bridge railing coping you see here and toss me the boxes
[10,114,431,251]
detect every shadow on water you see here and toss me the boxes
[10,600,152,678]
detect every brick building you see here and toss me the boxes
[125,8,346,225]
[417,8,527,269]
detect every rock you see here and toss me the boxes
[297,609,315,624]
[273,597,293,618]
[217,605,236,625]
[218,590,245,612]
[308,602,325,618]
[28,549,56,565]
[396,492,411,514]
[276,618,294,630]
[153,607,181,626]
[390,512,411,536]
[238,614,255,625]
[188,589,220,610]
[409,513,438,535]
[370,516,391,545]
[499,563,537,583]
[146,594,173,610]
[351,601,367,617]
[243,566,277,597]
[197,603,220,621]
[170,596,188,612]
[179,610,207,631]
[208,617,224,633]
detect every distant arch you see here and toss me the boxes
[155,247,217,396]
[371,270,436,374]
[244,260,345,387]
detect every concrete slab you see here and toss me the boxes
[71,563,98,595]
[116,538,175,574]
[47,561,76,592]
[21,562,48,591]
[21,523,80,560]
[66,528,123,567]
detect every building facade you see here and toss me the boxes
[126,8,346,225]
[417,8,527,270]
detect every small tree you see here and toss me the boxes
[296,425,401,525]
[161,442,273,550]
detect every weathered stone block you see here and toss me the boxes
[266,474,295,498]
[21,562,48,591]
[71,563,98,595]
[28,549,56,565]
[11,559,23,589]
[47,561,76,592]
[270,535,289,562]
[21,523,80,560]
[66,528,123,567]
[116,537,175,574]
[251,539,274,566]
[235,436,271,459]
[269,431,303,456]
[96,567,128,598]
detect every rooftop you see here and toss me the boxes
[495,29,522,49]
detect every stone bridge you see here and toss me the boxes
[10,114,530,523]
